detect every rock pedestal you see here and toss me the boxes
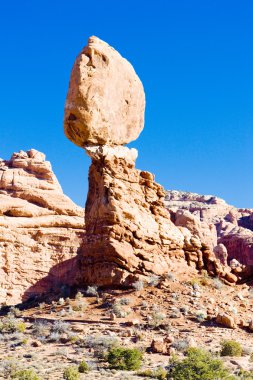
[79,146,185,285]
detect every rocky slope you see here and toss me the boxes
[165,190,253,281]
[0,149,84,304]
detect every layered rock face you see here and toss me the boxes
[64,36,237,286]
[0,149,84,304]
[80,146,185,285]
[165,190,253,280]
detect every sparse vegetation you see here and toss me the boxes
[51,320,69,334]
[168,347,231,379]
[63,366,80,380]
[220,340,243,357]
[78,360,89,373]
[11,368,41,380]
[147,275,161,287]
[111,302,127,318]
[107,346,143,370]
[86,286,98,297]
[118,297,131,305]
[212,278,223,290]
[132,280,144,291]
[32,320,49,338]
[172,339,189,353]
[83,334,119,358]
[150,311,166,327]
[138,367,167,379]
[195,309,207,322]
[0,315,26,334]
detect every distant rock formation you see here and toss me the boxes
[0,149,84,304]
[64,37,237,286]
[165,190,253,280]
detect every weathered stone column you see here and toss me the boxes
[64,36,238,286]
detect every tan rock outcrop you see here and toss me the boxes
[78,146,185,286]
[165,190,253,280]
[64,36,145,147]
[0,149,84,304]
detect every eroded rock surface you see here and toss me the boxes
[0,149,84,304]
[64,36,145,147]
[165,190,253,280]
[78,146,235,286]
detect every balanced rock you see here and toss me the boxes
[64,36,145,147]
[64,38,238,287]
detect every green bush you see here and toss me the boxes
[63,366,80,380]
[138,367,167,379]
[0,316,26,333]
[220,340,243,357]
[107,347,143,370]
[11,369,41,380]
[168,347,232,380]
[78,360,89,373]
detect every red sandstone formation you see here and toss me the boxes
[0,149,84,304]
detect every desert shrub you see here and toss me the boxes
[78,360,89,373]
[11,368,41,380]
[84,334,119,358]
[118,298,131,305]
[147,275,161,287]
[107,347,143,370]
[213,278,223,290]
[48,332,60,342]
[75,291,83,300]
[220,340,243,357]
[2,359,18,378]
[63,366,80,380]
[195,310,207,322]
[9,307,21,317]
[32,321,49,338]
[51,320,69,334]
[237,369,253,379]
[150,311,166,327]
[138,367,167,379]
[0,315,26,334]
[111,303,127,318]
[86,286,98,297]
[168,347,231,380]
[172,339,189,353]
[73,300,87,312]
[132,280,144,291]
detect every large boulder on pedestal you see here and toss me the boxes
[64,36,145,147]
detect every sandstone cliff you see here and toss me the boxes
[165,190,253,280]
[0,149,84,304]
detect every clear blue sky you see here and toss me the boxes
[1,0,252,208]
